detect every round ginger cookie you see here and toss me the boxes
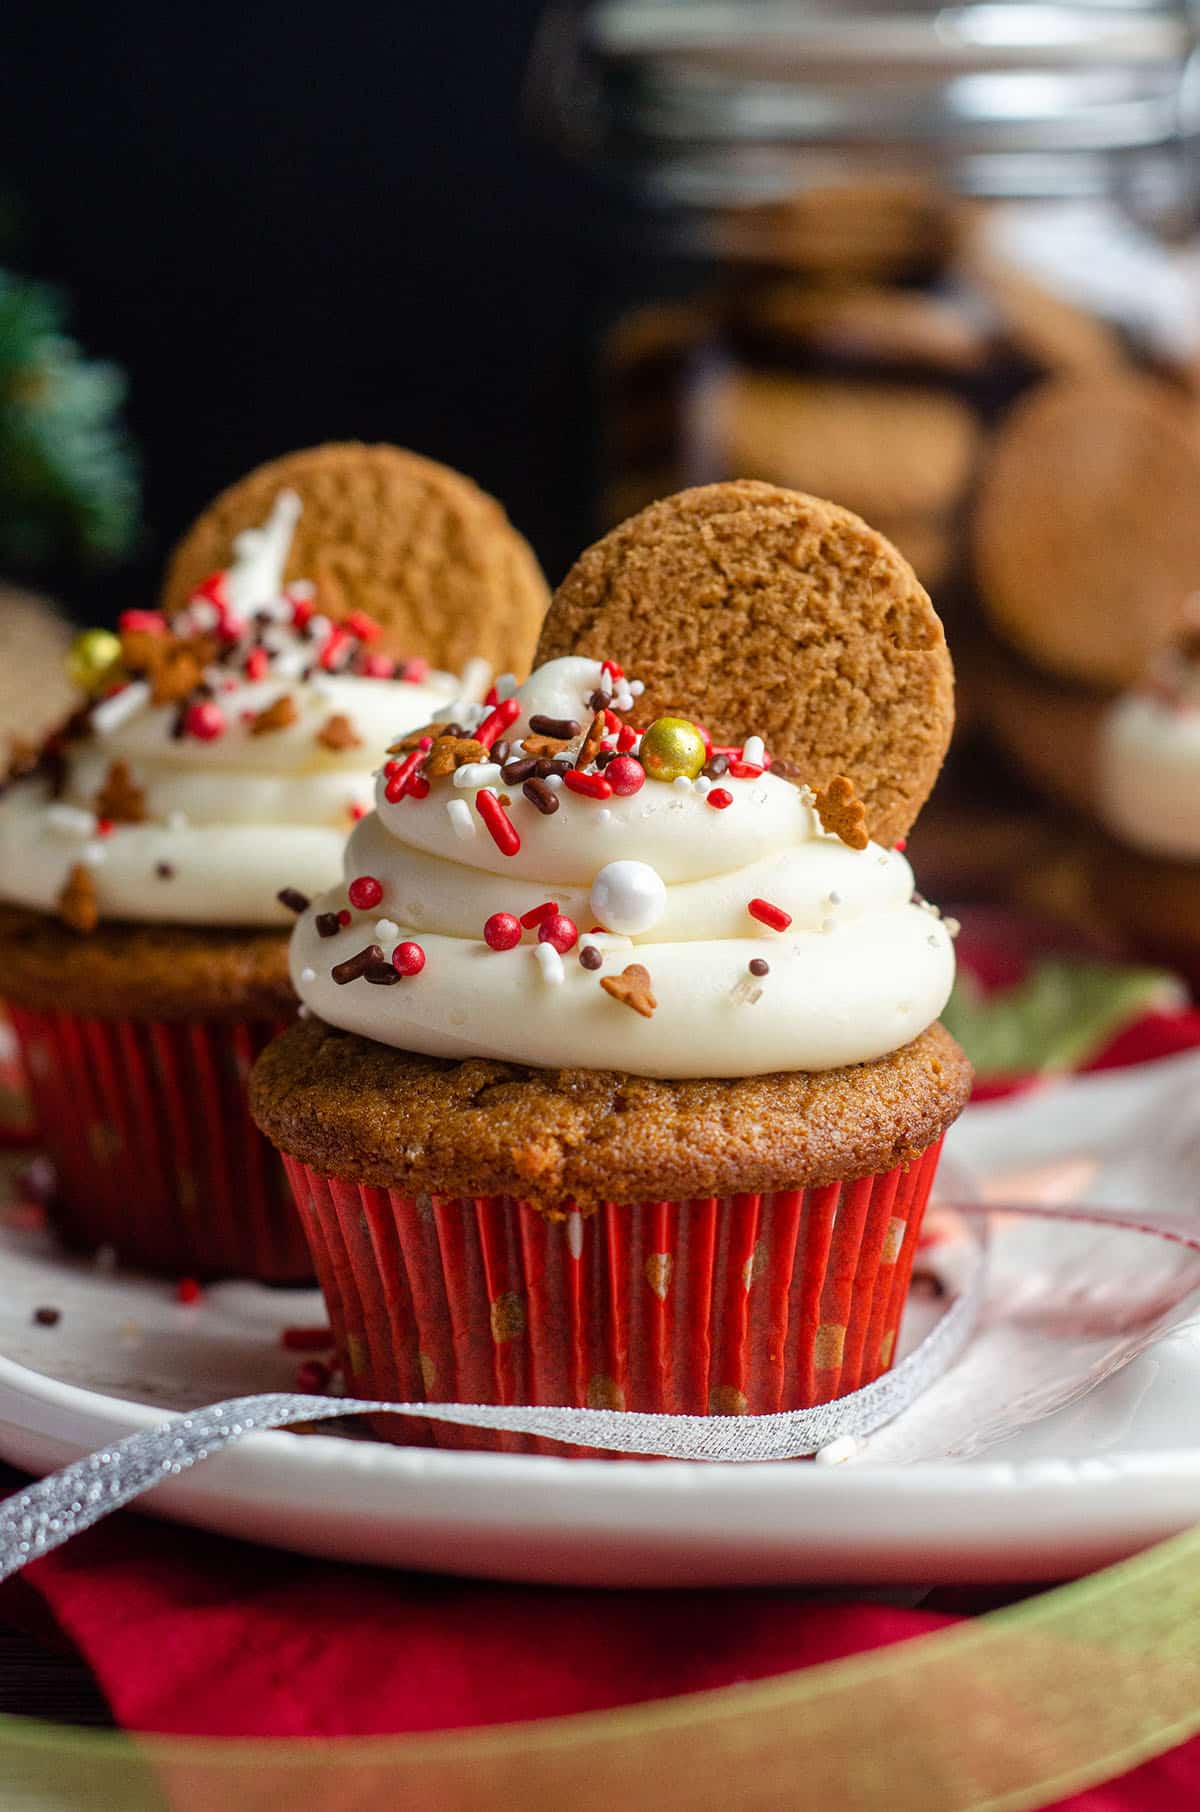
[974,376,1200,688]
[161,443,548,679]
[536,480,954,848]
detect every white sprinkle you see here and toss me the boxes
[827,890,842,906]
[814,1436,857,1467]
[597,807,612,824]
[944,916,962,938]
[597,667,614,698]
[46,804,97,837]
[567,1210,584,1260]
[306,614,332,644]
[694,774,712,797]
[534,943,564,985]
[443,800,474,848]
[453,762,503,789]
[877,855,890,867]
[166,810,189,831]
[91,680,150,735]
[672,775,693,792]
[300,966,317,983]
[821,918,836,935]
[494,672,518,701]
[374,918,400,943]
[80,842,107,867]
[188,599,220,631]
[458,657,493,701]
[629,679,645,697]
[742,735,765,767]
[588,931,633,950]
[543,772,565,792]
[298,1003,311,1019]
[444,700,489,731]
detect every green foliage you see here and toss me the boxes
[943,958,1184,1079]
[0,271,140,573]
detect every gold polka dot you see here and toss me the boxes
[881,1216,907,1265]
[879,1328,896,1369]
[418,1352,437,1394]
[708,1384,748,1416]
[87,1121,122,1164]
[346,1333,368,1380]
[587,1374,625,1410]
[644,1252,673,1300]
[490,1291,526,1343]
[813,1322,846,1369]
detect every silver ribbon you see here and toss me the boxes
[0,1220,987,1584]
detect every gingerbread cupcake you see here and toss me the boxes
[0,448,548,1280]
[251,482,971,1453]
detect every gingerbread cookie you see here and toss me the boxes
[161,442,548,679]
[973,375,1200,687]
[536,480,954,848]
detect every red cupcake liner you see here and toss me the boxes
[7,1005,311,1283]
[281,1139,945,1457]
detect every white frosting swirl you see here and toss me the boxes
[0,493,477,927]
[290,657,956,1078]
[1100,684,1200,860]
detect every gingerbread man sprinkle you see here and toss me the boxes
[58,862,98,934]
[94,760,146,823]
[316,713,364,752]
[815,775,869,851]
[250,694,299,737]
[600,963,657,1019]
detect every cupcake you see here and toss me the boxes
[251,482,972,1451]
[0,444,548,1280]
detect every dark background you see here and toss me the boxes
[0,2,621,620]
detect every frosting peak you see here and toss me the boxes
[289,655,956,1079]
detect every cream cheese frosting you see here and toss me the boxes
[0,493,482,927]
[1099,649,1200,860]
[289,655,957,1078]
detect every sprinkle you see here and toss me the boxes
[502,756,537,784]
[815,775,869,850]
[446,797,476,841]
[332,944,385,985]
[538,913,578,954]
[282,1326,335,1352]
[58,863,98,933]
[183,699,227,742]
[364,653,396,679]
[579,944,603,970]
[295,1359,332,1394]
[520,900,560,930]
[528,713,581,740]
[617,723,639,752]
[337,908,352,926]
[694,776,712,797]
[600,963,656,1018]
[701,754,728,781]
[475,697,522,749]
[894,838,907,853]
[534,943,564,985]
[315,911,341,938]
[596,807,612,825]
[629,679,644,697]
[155,862,175,879]
[46,804,97,837]
[672,775,693,792]
[385,746,431,802]
[749,958,770,977]
[728,760,764,780]
[347,875,383,911]
[373,919,399,945]
[277,887,310,915]
[348,802,366,822]
[95,818,114,838]
[90,679,150,735]
[542,772,565,791]
[748,898,792,933]
[250,693,299,736]
[523,776,559,815]
[814,1436,858,1466]
[300,966,317,983]
[364,960,401,985]
[485,912,522,951]
[32,1305,61,1327]
[575,713,607,770]
[176,1277,203,1306]
[391,941,426,977]
[944,916,961,938]
[706,788,733,810]
[245,646,270,682]
[742,735,766,767]
[476,788,521,855]
[453,761,503,790]
[563,770,613,801]
[495,672,518,701]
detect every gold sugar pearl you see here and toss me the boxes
[66,628,123,695]
[638,717,707,784]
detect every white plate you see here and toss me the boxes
[3,1051,1200,1587]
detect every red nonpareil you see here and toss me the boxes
[538,913,578,954]
[484,912,522,951]
[706,788,733,810]
[391,941,426,977]
[347,875,384,911]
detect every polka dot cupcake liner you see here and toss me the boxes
[281,1139,945,1457]
[7,1005,311,1282]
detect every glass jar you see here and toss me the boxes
[531,1,1200,903]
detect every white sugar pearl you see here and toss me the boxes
[590,859,667,936]
[374,918,400,943]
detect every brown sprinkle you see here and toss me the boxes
[155,861,175,879]
[522,776,559,815]
[701,754,729,781]
[122,630,217,706]
[277,888,310,915]
[600,962,656,1018]
[579,944,603,971]
[316,712,363,752]
[364,960,402,986]
[528,714,580,740]
[250,694,300,736]
[331,944,384,985]
[58,862,99,934]
[575,712,606,771]
[315,911,342,939]
[500,756,537,785]
[815,775,870,850]
[33,1306,61,1327]
[749,958,770,977]
[94,759,146,823]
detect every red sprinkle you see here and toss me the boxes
[337,909,352,928]
[95,818,114,838]
[190,572,230,612]
[176,1277,202,1305]
[484,911,522,951]
[281,1325,335,1352]
[319,626,353,672]
[348,803,366,822]
[476,788,521,855]
[391,940,426,977]
[728,760,764,780]
[289,594,315,630]
[603,708,622,735]
[748,897,792,932]
[894,838,907,852]
[706,788,733,811]
[616,723,640,752]
[348,875,384,911]
[383,744,430,802]
[399,657,431,684]
[118,608,167,636]
[364,653,396,679]
[694,722,714,760]
[474,697,521,750]
[407,775,430,800]
[601,660,624,682]
[345,610,381,643]
[295,1359,332,1394]
[605,755,645,797]
[245,646,270,682]
[563,770,613,800]
[520,900,560,930]
[538,913,578,954]
[483,683,500,707]
[183,700,226,741]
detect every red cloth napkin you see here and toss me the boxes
[3,917,1200,1809]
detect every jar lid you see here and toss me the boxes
[532,1,1198,202]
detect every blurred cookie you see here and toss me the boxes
[718,184,963,281]
[718,373,979,522]
[968,632,1104,817]
[162,443,548,679]
[537,479,954,847]
[0,587,75,747]
[973,376,1200,687]
[747,283,988,376]
[962,244,1125,377]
